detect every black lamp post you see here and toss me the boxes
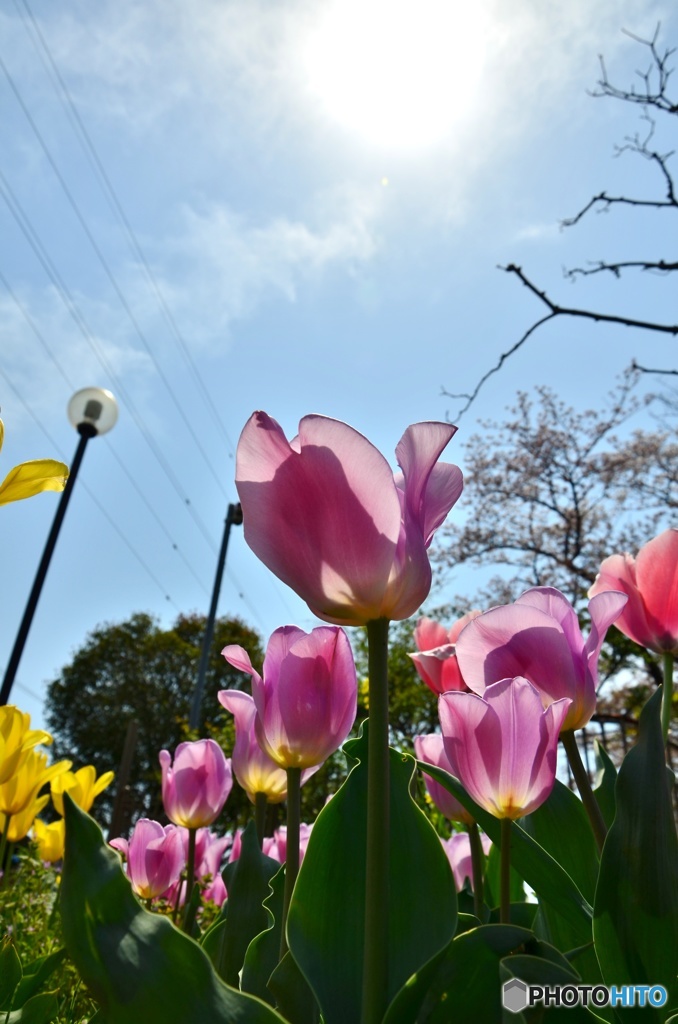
[0,387,118,706]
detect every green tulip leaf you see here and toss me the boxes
[593,687,678,1021]
[267,951,320,1024]
[288,724,457,1024]
[0,937,22,1010]
[3,991,60,1024]
[499,954,608,1023]
[60,796,287,1024]
[419,761,593,938]
[240,864,285,1005]
[13,948,66,1007]
[385,923,530,1023]
[592,741,617,831]
[202,821,281,987]
[522,780,603,988]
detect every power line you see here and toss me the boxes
[0,363,179,610]
[15,0,237,462]
[0,49,231,498]
[0,169,219,557]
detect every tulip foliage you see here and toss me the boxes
[7,414,678,1023]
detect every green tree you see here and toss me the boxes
[45,612,264,833]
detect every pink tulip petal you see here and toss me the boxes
[394,422,461,545]
[236,412,403,625]
[585,590,629,680]
[221,645,262,689]
[414,734,473,824]
[414,617,450,651]
[456,604,579,702]
[439,690,503,816]
[635,528,678,649]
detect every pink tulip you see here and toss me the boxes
[218,690,318,802]
[110,819,185,901]
[439,676,571,819]
[413,733,475,825]
[222,625,357,770]
[589,528,678,655]
[235,413,463,626]
[441,831,492,891]
[454,587,627,731]
[159,739,232,829]
[265,823,313,864]
[410,612,481,694]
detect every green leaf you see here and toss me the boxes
[386,923,530,1023]
[4,992,60,1024]
[592,742,617,831]
[240,865,285,1005]
[485,843,526,908]
[499,954,607,1023]
[0,936,22,1010]
[593,688,678,1021]
[60,795,287,1024]
[288,727,457,1024]
[522,780,602,987]
[14,949,67,1008]
[203,821,281,987]
[267,952,320,1024]
[419,761,593,937]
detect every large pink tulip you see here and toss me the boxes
[589,528,678,655]
[235,413,463,626]
[454,587,627,731]
[159,739,232,829]
[439,676,571,819]
[413,733,475,825]
[441,831,492,891]
[218,690,317,802]
[110,819,185,901]
[222,625,357,770]
[410,612,481,694]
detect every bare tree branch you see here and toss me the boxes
[565,259,678,279]
[444,28,678,420]
[632,359,678,376]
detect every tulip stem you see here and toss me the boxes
[362,617,390,1024]
[500,818,511,924]
[0,814,11,883]
[467,822,485,919]
[561,730,607,854]
[280,766,301,960]
[255,792,267,849]
[662,653,674,747]
[182,827,197,931]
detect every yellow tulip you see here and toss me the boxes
[0,705,52,785]
[0,749,71,817]
[51,765,115,816]
[0,794,49,843]
[32,816,66,862]
[0,417,68,506]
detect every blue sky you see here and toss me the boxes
[1,0,675,733]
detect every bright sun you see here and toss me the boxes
[301,0,486,151]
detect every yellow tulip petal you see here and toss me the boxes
[33,817,66,862]
[0,793,50,842]
[0,418,4,453]
[0,459,69,506]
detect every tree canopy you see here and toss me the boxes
[45,612,264,832]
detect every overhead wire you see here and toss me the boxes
[0,50,231,499]
[0,168,219,557]
[15,0,237,461]
[0,16,302,632]
[0,269,212,596]
[0,363,180,610]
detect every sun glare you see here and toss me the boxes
[302,0,486,151]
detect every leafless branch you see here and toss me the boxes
[565,259,678,279]
[592,25,678,114]
[632,360,678,376]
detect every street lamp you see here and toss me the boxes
[0,387,118,706]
